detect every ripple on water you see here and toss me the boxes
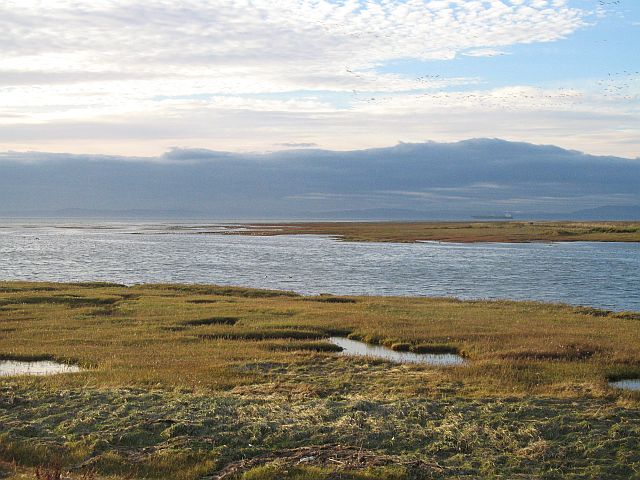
[329,337,465,366]
[0,360,82,376]
[1,223,639,311]
[609,379,640,391]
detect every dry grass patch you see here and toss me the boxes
[221,221,640,243]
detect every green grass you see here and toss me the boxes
[0,281,639,479]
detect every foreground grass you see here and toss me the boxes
[1,282,639,479]
[222,221,640,243]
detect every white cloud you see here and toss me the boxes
[0,1,585,96]
[1,0,637,157]
[463,49,509,57]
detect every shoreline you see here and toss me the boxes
[209,221,640,243]
[2,220,640,243]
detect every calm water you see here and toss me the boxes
[609,379,640,391]
[0,360,81,377]
[329,337,465,365]
[1,221,639,311]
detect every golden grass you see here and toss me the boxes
[1,282,639,479]
[1,281,638,396]
[223,221,640,243]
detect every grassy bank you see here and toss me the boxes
[221,221,640,243]
[1,282,639,479]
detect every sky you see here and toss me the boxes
[1,0,638,157]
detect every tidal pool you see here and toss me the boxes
[0,360,82,376]
[609,379,640,391]
[329,337,465,366]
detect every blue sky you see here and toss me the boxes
[390,1,639,88]
[0,0,638,157]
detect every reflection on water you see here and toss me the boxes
[609,379,640,391]
[329,337,465,365]
[0,221,639,311]
[0,360,82,376]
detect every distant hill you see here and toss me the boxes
[1,139,638,220]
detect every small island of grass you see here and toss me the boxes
[221,221,640,243]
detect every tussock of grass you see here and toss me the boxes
[304,296,357,304]
[0,295,120,308]
[323,328,353,336]
[411,343,459,355]
[0,353,57,362]
[391,342,411,352]
[198,329,325,341]
[499,344,599,361]
[151,284,298,298]
[346,337,461,356]
[71,282,127,289]
[264,341,343,353]
[160,325,188,332]
[611,311,640,320]
[574,306,612,317]
[606,365,640,382]
[182,317,239,326]
[574,306,640,320]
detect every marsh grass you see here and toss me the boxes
[223,221,640,243]
[605,365,640,382]
[305,296,358,304]
[264,341,344,353]
[0,282,639,479]
[182,317,239,326]
[1,281,639,394]
[411,344,460,355]
[197,329,325,341]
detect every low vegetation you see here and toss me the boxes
[222,221,640,243]
[1,281,639,479]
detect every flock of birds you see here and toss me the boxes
[597,71,639,101]
[333,0,636,110]
[344,65,637,109]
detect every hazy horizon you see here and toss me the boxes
[2,138,638,220]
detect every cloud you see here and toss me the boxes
[1,1,636,157]
[463,49,509,57]
[276,143,319,148]
[0,1,585,101]
[1,139,638,218]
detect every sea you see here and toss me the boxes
[1,221,638,311]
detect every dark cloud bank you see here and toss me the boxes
[1,139,638,220]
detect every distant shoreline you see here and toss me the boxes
[218,221,640,243]
[2,219,639,243]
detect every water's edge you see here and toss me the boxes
[329,337,465,366]
[1,223,639,311]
